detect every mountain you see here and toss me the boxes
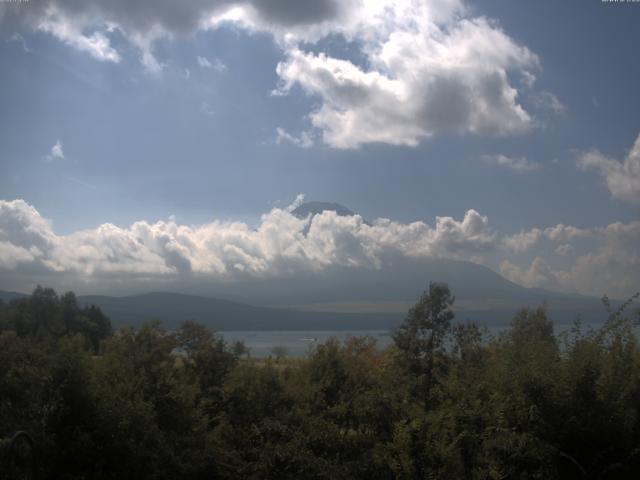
[0,290,28,303]
[0,269,610,331]
[292,202,357,219]
[188,256,608,326]
[75,292,401,331]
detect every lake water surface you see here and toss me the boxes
[220,330,394,358]
[220,321,620,358]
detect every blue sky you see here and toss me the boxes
[0,0,639,299]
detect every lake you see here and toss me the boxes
[220,321,620,358]
[220,330,395,358]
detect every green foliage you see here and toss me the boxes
[393,282,455,407]
[1,285,640,479]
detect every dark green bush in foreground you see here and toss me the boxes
[1,284,639,479]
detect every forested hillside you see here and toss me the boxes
[1,285,639,479]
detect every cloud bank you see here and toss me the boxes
[500,221,640,298]
[0,198,494,279]
[1,198,638,298]
[3,0,546,148]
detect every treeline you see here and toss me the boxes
[1,284,639,479]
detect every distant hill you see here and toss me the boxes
[75,292,401,331]
[193,256,609,326]
[2,274,611,331]
[0,290,28,303]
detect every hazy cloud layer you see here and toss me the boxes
[3,0,543,147]
[1,198,638,298]
[578,132,640,205]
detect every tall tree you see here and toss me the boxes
[393,282,455,407]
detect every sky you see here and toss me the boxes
[0,0,639,300]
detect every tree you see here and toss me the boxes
[177,320,236,417]
[393,282,455,407]
[271,345,289,362]
[232,340,250,358]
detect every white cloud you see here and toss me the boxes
[37,17,120,63]
[212,58,227,72]
[198,55,227,72]
[482,154,540,173]
[578,132,640,205]
[500,220,640,298]
[0,198,496,281]
[521,70,536,89]
[0,199,56,259]
[554,244,574,256]
[197,55,212,68]
[1,198,638,298]
[0,241,36,270]
[500,257,562,291]
[501,224,592,254]
[46,140,64,161]
[5,0,549,146]
[274,13,538,148]
[503,228,542,252]
[543,224,592,243]
[276,127,314,148]
[3,0,346,71]
[7,33,31,52]
[534,91,566,115]
[286,194,306,213]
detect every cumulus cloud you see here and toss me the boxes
[542,224,592,243]
[500,220,640,298]
[503,228,542,252]
[500,257,563,291]
[578,132,640,205]
[46,140,64,161]
[1,198,638,298]
[554,244,574,256]
[482,154,540,173]
[274,14,538,148]
[3,0,545,146]
[0,198,497,283]
[501,224,593,255]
